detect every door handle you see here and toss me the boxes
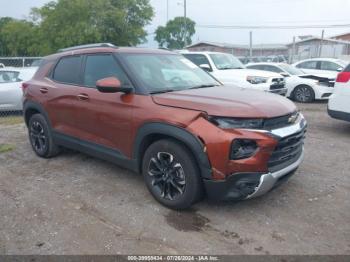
[77,94,89,101]
[39,88,48,94]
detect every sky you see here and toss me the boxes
[1,0,350,47]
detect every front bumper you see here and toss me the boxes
[270,88,287,96]
[204,113,307,201]
[204,150,303,201]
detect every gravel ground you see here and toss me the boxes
[0,102,349,255]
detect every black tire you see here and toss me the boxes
[142,139,203,210]
[292,85,315,103]
[28,114,61,158]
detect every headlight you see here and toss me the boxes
[230,139,258,160]
[246,76,268,84]
[209,117,264,129]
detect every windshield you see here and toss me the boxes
[279,64,304,75]
[209,53,245,70]
[121,54,220,93]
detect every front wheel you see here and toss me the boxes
[142,139,203,210]
[292,85,315,103]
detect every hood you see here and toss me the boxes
[214,68,282,79]
[298,74,335,81]
[152,86,297,118]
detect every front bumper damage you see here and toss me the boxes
[204,114,307,201]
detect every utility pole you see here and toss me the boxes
[249,31,253,59]
[319,29,325,57]
[291,36,296,63]
[184,0,187,47]
[167,0,169,23]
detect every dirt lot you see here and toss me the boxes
[0,102,349,255]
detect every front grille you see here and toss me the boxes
[268,128,306,172]
[263,112,298,130]
[270,78,285,90]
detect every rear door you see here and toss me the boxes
[295,60,319,75]
[45,55,84,138]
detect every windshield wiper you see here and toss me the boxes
[188,84,219,89]
[149,89,175,94]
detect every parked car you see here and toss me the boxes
[328,64,350,122]
[23,43,306,209]
[0,67,37,111]
[0,63,5,68]
[247,62,334,102]
[292,58,348,79]
[181,51,288,96]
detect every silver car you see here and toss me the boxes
[0,67,37,111]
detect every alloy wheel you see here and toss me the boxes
[30,121,47,153]
[147,152,186,201]
[295,86,312,102]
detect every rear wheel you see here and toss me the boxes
[292,85,315,103]
[142,139,203,210]
[28,114,60,158]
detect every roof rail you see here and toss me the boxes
[58,43,117,52]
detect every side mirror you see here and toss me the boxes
[337,67,343,72]
[96,77,132,94]
[199,64,211,72]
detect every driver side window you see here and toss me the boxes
[83,54,131,88]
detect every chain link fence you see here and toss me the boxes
[0,57,41,125]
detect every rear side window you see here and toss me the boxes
[83,54,131,88]
[320,61,342,71]
[247,65,264,70]
[53,56,82,85]
[296,61,317,69]
[0,71,20,83]
[343,64,350,72]
[263,65,283,73]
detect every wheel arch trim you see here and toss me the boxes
[133,122,212,179]
[23,101,52,128]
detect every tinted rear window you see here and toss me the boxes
[343,63,350,72]
[53,56,81,84]
[0,71,20,83]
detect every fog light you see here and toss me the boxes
[230,139,258,160]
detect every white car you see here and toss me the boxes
[0,67,37,111]
[292,58,348,79]
[181,51,287,96]
[247,62,334,102]
[328,66,350,122]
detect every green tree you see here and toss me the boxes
[0,17,15,55]
[32,0,154,55]
[0,19,39,56]
[155,17,195,49]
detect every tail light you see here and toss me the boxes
[21,82,29,91]
[336,72,350,83]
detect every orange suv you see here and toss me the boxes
[23,43,306,209]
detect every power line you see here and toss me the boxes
[197,23,350,29]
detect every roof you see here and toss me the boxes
[186,41,288,50]
[45,46,175,60]
[292,58,348,66]
[330,31,350,39]
[287,36,350,46]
